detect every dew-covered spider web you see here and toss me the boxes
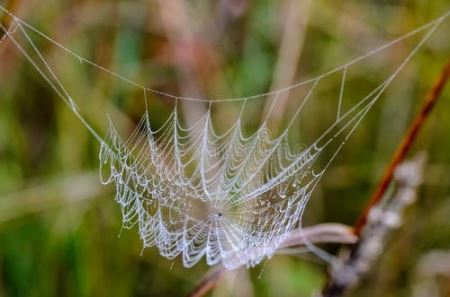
[1,5,449,269]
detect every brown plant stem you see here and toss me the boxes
[185,59,450,297]
[322,153,427,297]
[353,59,450,236]
[185,223,357,297]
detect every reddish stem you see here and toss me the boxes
[354,60,450,236]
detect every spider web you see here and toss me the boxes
[0,5,448,269]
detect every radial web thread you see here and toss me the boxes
[0,5,448,269]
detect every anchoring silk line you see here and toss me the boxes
[0,4,449,102]
[0,5,448,269]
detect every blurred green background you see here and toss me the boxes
[1,0,450,296]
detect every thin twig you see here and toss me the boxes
[354,59,450,236]
[182,58,450,297]
[322,153,427,297]
[185,223,357,297]
[321,58,450,297]
[279,223,357,248]
[187,30,450,297]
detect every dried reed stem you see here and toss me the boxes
[322,153,427,297]
[354,59,450,236]
[321,59,450,297]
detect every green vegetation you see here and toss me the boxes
[0,0,449,296]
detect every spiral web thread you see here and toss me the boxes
[0,5,448,269]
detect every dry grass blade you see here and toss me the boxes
[0,172,107,224]
[186,223,357,297]
[280,223,357,248]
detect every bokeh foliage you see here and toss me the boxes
[1,0,450,296]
